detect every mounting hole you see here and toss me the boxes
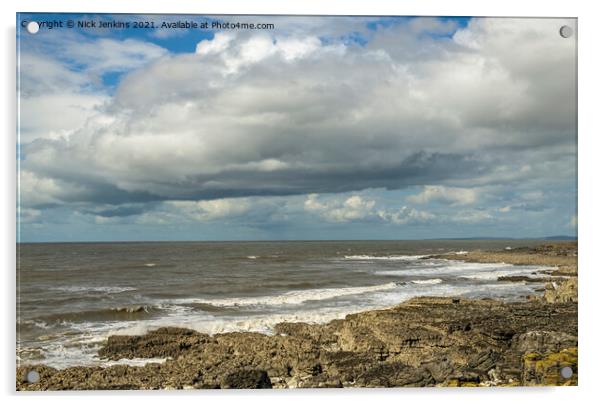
[26,21,39,34]
[559,25,573,39]
[26,370,40,383]
[560,366,573,379]
[26,21,40,35]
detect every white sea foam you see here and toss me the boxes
[411,278,443,285]
[18,332,169,370]
[109,307,355,337]
[49,286,137,294]
[460,268,549,281]
[110,283,532,338]
[172,282,400,307]
[144,263,157,267]
[247,255,258,259]
[373,260,553,289]
[20,319,52,330]
[344,254,429,261]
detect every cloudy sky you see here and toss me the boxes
[17,14,577,242]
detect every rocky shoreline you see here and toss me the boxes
[432,242,578,304]
[17,242,578,390]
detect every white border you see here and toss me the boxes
[2,1,600,403]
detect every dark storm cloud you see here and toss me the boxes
[22,148,486,207]
[86,204,155,218]
[170,151,487,200]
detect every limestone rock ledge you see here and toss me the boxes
[17,296,577,390]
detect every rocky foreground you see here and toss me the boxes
[17,242,578,390]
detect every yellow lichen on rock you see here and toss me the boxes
[522,347,577,386]
[544,278,578,303]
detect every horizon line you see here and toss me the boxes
[16,236,578,244]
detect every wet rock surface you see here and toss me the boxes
[17,242,578,390]
[17,297,577,390]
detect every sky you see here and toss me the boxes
[16,14,577,242]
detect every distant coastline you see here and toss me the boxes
[16,236,578,244]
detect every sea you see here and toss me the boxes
[17,240,554,369]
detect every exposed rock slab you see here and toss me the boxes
[17,297,577,390]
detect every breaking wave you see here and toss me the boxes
[49,286,137,294]
[30,305,162,324]
[173,282,400,307]
[344,255,429,261]
[411,278,443,285]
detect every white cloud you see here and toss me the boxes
[196,33,322,74]
[20,92,109,143]
[304,194,376,222]
[19,18,576,216]
[26,33,168,77]
[377,206,436,225]
[18,52,109,142]
[303,193,328,213]
[19,53,90,95]
[18,35,167,143]
[18,208,41,224]
[304,194,435,225]
[18,170,88,207]
[70,38,168,75]
[167,198,251,221]
[407,186,478,205]
[196,32,236,56]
